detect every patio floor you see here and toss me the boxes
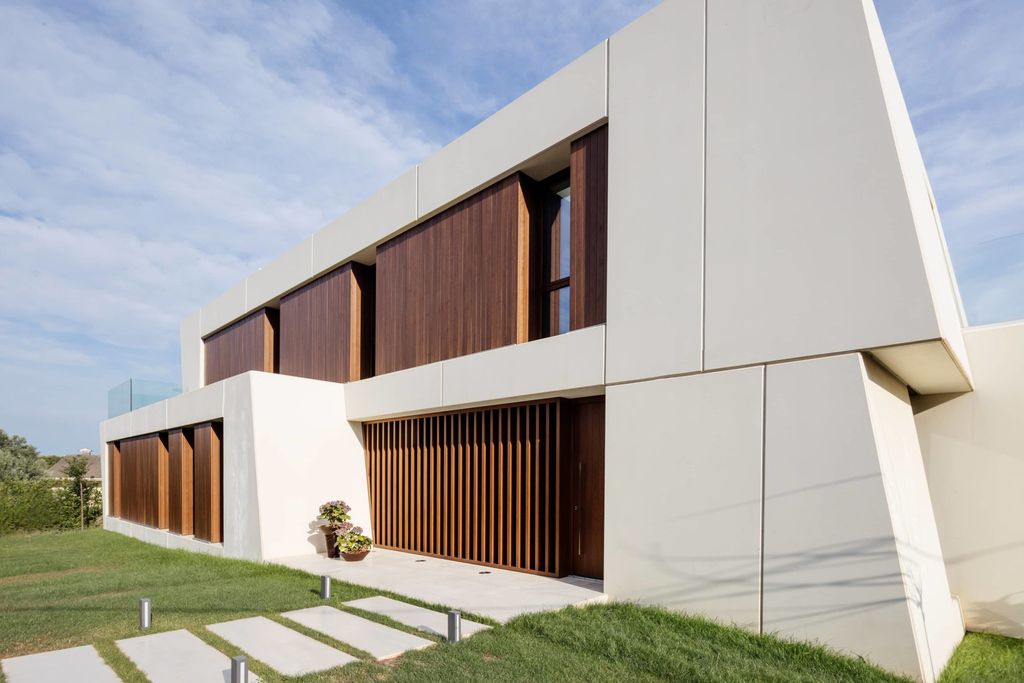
[270,548,606,623]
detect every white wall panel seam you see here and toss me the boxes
[700,0,708,373]
[758,362,766,634]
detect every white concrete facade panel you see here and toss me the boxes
[764,354,928,681]
[915,321,1024,638]
[440,325,605,409]
[703,0,942,371]
[605,0,704,383]
[165,381,224,429]
[199,279,247,338]
[130,401,167,435]
[245,236,313,310]
[247,373,371,559]
[417,42,607,219]
[342,363,443,423]
[312,168,418,275]
[605,366,763,629]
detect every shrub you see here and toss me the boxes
[0,479,102,534]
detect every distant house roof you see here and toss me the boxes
[45,454,101,480]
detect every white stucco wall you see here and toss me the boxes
[605,0,705,383]
[605,366,763,630]
[916,321,1024,638]
[100,371,371,563]
[764,353,960,682]
[703,0,950,371]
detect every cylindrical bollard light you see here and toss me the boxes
[447,610,462,643]
[139,598,151,630]
[231,655,248,683]
[320,575,331,600]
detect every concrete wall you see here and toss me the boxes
[916,321,1024,638]
[605,0,704,383]
[100,371,371,562]
[605,366,763,629]
[764,354,961,682]
[703,0,963,373]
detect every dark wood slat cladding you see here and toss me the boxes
[374,174,537,375]
[570,396,605,579]
[204,308,278,385]
[114,433,168,529]
[193,422,223,543]
[570,125,608,330]
[279,262,375,383]
[364,400,568,576]
[167,428,194,536]
[108,442,121,517]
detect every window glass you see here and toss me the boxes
[558,189,571,279]
[558,286,570,335]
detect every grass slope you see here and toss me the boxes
[0,529,1015,682]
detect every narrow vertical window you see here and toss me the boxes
[542,170,570,337]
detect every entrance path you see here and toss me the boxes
[283,605,433,660]
[116,629,259,683]
[272,548,606,623]
[2,645,120,683]
[207,616,355,676]
[345,595,490,638]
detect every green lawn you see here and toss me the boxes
[0,529,1017,682]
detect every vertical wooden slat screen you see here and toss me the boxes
[204,308,278,385]
[193,422,223,543]
[279,262,375,383]
[364,400,566,576]
[374,173,538,375]
[108,441,121,517]
[167,428,194,536]
[114,433,168,529]
[569,124,608,330]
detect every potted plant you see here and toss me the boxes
[318,500,372,561]
[335,526,372,562]
[318,500,351,559]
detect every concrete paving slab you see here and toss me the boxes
[116,629,257,683]
[282,605,434,660]
[207,616,355,675]
[271,547,606,623]
[344,596,490,638]
[2,645,120,683]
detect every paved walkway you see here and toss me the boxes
[1,645,119,683]
[283,605,433,660]
[272,548,606,622]
[3,595,493,681]
[208,616,355,676]
[117,629,259,683]
[345,595,490,638]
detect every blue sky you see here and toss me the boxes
[0,0,1021,454]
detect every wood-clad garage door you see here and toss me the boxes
[363,398,604,578]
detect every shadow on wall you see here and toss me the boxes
[307,520,327,554]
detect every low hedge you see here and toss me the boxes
[0,480,102,534]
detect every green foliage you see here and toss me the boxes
[0,477,101,534]
[0,428,43,481]
[38,455,61,469]
[335,531,372,553]
[940,631,1024,682]
[0,481,64,533]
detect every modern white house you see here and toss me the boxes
[98,1,1024,680]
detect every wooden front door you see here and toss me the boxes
[570,397,605,579]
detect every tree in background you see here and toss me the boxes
[58,456,101,529]
[0,429,43,481]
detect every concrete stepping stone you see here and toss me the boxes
[116,629,258,683]
[207,616,355,675]
[282,605,434,660]
[344,595,490,639]
[2,645,121,683]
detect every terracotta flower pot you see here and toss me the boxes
[319,525,339,559]
[341,550,369,562]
